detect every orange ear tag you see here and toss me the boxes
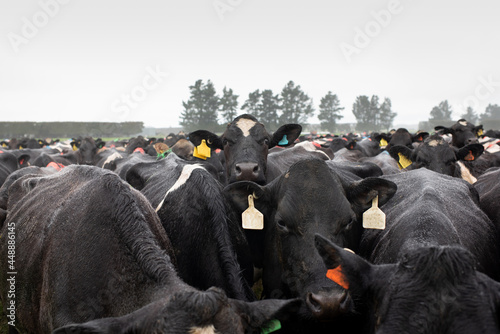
[193,139,211,160]
[326,266,349,289]
[464,150,475,161]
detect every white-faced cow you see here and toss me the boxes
[0,165,300,333]
[189,114,302,185]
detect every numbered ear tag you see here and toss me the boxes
[379,138,388,148]
[363,196,386,230]
[242,194,263,230]
[193,139,211,160]
[398,153,412,169]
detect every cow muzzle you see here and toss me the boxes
[234,162,262,182]
[306,289,352,321]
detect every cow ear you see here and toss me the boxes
[188,130,223,150]
[345,177,397,213]
[270,124,302,148]
[126,165,146,191]
[434,126,453,135]
[456,143,484,161]
[346,140,357,150]
[18,154,30,167]
[388,145,414,169]
[223,181,268,214]
[230,298,302,332]
[413,132,429,143]
[314,234,373,293]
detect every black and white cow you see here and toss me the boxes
[315,236,500,334]
[189,114,302,185]
[0,165,299,333]
[224,159,397,331]
[125,153,255,301]
[435,119,483,148]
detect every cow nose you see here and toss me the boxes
[306,290,351,321]
[235,162,260,181]
[466,137,478,145]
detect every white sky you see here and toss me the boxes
[1,0,499,128]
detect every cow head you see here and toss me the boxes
[315,235,500,333]
[189,114,302,185]
[224,159,397,321]
[435,119,484,148]
[73,137,103,165]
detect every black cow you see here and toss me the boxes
[224,159,396,331]
[0,150,30,187]
[435,118,483,147]
[189,114,302,185]
[359,168,500,280]
[474,167,500,228]
[59,137,103,165]
[126,153,255,301]
[315,236,500,334]
[389,134,485,183]
[0,165,299,333]
[380,128,429,151]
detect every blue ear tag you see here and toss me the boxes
[278,135,288,146]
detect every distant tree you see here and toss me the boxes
[461,106,479,125]
[180,79,220,132]
[259,89,281,130]
[379,97,397,131]
[352,95,375,132]
[279,81,314,124]
[480,104,500,122]
[318,92,344,132]
[219,87,239,124]
[241,89,262,117]
[429,100,453,122]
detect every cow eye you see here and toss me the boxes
[222,138,228,146]
[263,138,269,146]
[276,218,288,232]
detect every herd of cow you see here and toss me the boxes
[1,114,500,333]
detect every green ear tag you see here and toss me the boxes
[261,319,281,334]
[193,139,211,160]
[278,135,288,146]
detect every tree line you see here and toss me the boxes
[425,100,500,130]
[179,79,397,133]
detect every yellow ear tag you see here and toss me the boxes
[477,129,483,136]
[193,139,211,160]
[379,138,388,147]
[2,143,7,147]
[242,194,264,230]
[398,152,412,169]
[363,196,386,230]
[72,144,78,151]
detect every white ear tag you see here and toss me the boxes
[363,196,386,230]
[242,194,264,230]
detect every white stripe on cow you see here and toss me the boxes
[155,164,204,212]
[457,161,477,184]
[236,118,257,137]
[189,325,217,334]
[102,152,122,167]
[295,141,330,159]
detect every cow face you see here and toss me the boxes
[189,114,302,185]
[225,159,397,321]
[73,137,103,165]
[389,135,484,178]
[435,119,484,148]
[315,235,500,334]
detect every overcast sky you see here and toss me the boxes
[1,0,499,129]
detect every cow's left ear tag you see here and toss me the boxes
[363,196,386,230]
[278,135,288,146]
[193,139,211,160]
[72,144,78,151]
[477,129,483,136]
[242,194,263,230]
[398,153,412,169]
[379,138,388,148]
[326,265,349,289]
